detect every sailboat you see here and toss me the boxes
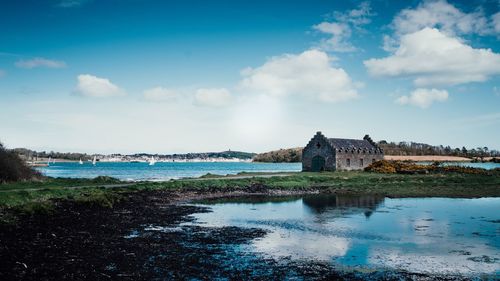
[79,158,83,165]
[47,157,51,166]
[92,156,97,166]
[149,156,156,166]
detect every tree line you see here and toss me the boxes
[253,141,500,163]
[377,141,499,159]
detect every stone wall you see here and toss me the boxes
[335,150,384,171]
[302,132,336,171]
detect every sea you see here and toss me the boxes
[36,161,499,181]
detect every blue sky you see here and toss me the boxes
[0,0,499,153]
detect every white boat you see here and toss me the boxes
[47,157,51,166]
[92,156,97,166]
[149,156,156,166]
[79,158,83,165]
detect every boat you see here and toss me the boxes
[92,156,97,166]
[79,158,83,165]
[47,157,51,166]
[149,156,156,166]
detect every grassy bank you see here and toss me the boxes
[1,170,499,213]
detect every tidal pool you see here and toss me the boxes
[185,195,500,278]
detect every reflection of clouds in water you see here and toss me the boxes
[368,245,500,275]
[190,196,500,276]
[253,229,350,260]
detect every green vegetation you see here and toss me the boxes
[1,168,499,223]
[0,142,41,183]
[377,141,499,159]
[253,147,302,162]
[0,176,122,208]
[12,147,91,162]
[364,160,495,175]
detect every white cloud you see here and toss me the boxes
[396,88,448,108]
[194,88,232,107]
[392,0,490,37]
[240,49,358,103]
[15,57,66,69]
[74,74,125,98]
[364,28,500,86]
[143,87,177,102]
[493,12,500,34]
[313,1,373,52]
[313,22,355,52]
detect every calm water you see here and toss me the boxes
[186,196,500,277]
[36,162,302,181]
[37,161,499,181]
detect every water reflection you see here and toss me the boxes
[187,196,500,276]
[302,194,384,218]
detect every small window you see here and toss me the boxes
[346,158,350,167]
[316,142,321,149]
[360,159,364,166]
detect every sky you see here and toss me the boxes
[0,0,499,154]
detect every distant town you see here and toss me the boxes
[12,148,256,164]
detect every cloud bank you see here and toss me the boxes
[364,28,500,87]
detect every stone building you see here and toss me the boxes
[302,132,384,172]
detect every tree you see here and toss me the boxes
[0,141,41,182]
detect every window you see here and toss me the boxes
[346,158,350,167]
[360,159,364,166]
[316,142,321,149]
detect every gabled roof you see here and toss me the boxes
[328,138,375,150]
[307,131,383,153]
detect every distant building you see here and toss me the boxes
[302,132,384,172]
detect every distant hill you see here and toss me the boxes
[252,147,303,163]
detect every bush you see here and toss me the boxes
[0,142,42,183]
[365,160,491,175]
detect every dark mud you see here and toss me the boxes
[0,190,470,280]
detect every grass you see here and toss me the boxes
[136,171,500,197]
[0,171,499,222]
[0,176,123,209]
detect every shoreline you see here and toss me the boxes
[1,171,499,279]
[1,188,493,280]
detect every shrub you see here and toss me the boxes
[365,160,491,175]
[0,142,42,183]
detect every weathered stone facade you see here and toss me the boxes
[302,132,384,172]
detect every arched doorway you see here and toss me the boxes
[311,155,326,172]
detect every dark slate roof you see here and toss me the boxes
[328,138,377,150]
